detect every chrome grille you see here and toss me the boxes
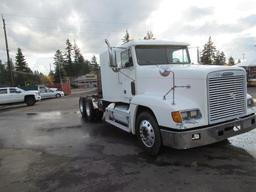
[208,71,246,124]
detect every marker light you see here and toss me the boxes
[171,111,182,123]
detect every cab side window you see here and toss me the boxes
[10,88,18,93]
[0,89,8,94]
[121,49,133,68]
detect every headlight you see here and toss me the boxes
[247,98,255,108]
[181,109,202,121]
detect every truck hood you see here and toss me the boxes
[136,63,246,99]
[160,64,245,79]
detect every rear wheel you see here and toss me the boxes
[80,97,103,121]
[136,111,162,156]
[25,96,36,106]
[85,97,96,121]
[79,97,86,117]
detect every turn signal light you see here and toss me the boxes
[171,111,182,123]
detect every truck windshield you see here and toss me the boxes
[135,45,190,65]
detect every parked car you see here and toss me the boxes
[0,87,41,106]
[39,87,64,99]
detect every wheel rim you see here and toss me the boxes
[86,102,91,117]
[79,101,83,113]
[139,120,155,148]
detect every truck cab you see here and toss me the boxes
[80,40,256,155]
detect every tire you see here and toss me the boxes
[136,111,162,156]
[56,93,61,98]
[79,97,86,117]
[85,97,95,121]
[25,96,36,106]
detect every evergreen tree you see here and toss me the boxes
[48,70,55,84]
[144,31,154,40]
[64,39,73,77]
[15,48,31,73]
[73,43,89,76]
[200,37,217,65]
[214,51,226,65]
[0,60,9,86]
[90,55,99,73]
[122,30,130,43]
[228,56,235,66]
[53,50,66,83]
[237,59,241,64]
[15,48,33,86]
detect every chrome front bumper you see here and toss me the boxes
[160,114,256,149]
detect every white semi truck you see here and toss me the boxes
[79,39,256,155]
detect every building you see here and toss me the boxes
[72,73,98,88]
[236,61,256,81]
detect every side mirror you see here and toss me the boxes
[105,39,117,68]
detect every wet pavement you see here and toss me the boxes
[0,91,256,192]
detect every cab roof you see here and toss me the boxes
[119,40,190,48]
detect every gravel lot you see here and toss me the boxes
[0,88,256,192]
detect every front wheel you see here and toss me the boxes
[25,96,36,106]
[136,111,162,156]
[56,93,61,98]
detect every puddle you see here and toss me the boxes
[39,125,82,132]
[26,111,65,120]
[26,111,80,120]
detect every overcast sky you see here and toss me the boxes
[1,0,256,74]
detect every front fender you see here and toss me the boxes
[130,93,207,131]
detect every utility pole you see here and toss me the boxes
[2,15,14,86]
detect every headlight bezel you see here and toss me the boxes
[180,109,202,121]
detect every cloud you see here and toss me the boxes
[224,36,256,63]
[0,0,160,73]
[185,6,214,20]
[1,0,256,74]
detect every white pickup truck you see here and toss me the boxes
[0,87,41,106]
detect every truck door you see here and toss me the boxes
[119,49,136,101]
[9,88,23,102]
[0,88,8,104]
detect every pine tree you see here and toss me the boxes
[122,30,130,43]
[220,51,226,65]
[144,31,154,40]
[228,56,235,66]
[237,59,241,64]
[0,60,9,85]
[214,51,226,65]
[73,43,89,76]
[200,37,217,65]
[53,50,66,83]
[90,55,99,73]
[15,48,33,86]
[15,48,31,73]
[64,39,73,77]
